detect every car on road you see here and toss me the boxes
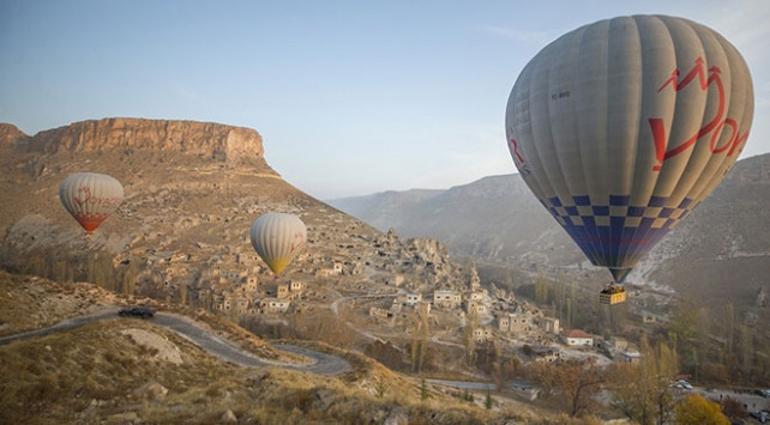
[750,410,769,423]
[756,389,770,398]
[673,379,693,390]
[118,307,155,319]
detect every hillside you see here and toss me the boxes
[329,155,770,314]
[1,272,541,425]
[0,118,478,308]
[0,117,518,389]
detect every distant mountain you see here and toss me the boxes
[331,176,577,266]
[330,155,770,311]
[330,189,443,232]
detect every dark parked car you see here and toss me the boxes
[118,307,155,319]
[751,410,769,424]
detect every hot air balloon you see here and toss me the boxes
[59,172,125,235]
[505,15,753,304]
[250,212,307,276]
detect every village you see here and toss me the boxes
[121,186,644,375]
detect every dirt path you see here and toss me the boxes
[0,309,351,376]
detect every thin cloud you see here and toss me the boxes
[698,4,770,109]
[475,24,555,46]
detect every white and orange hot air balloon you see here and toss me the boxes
[250,212,307,276]
[505,15,753,302]
[59,172,124,234]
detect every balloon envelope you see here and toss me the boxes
[505,15,753,283]
[59,172,124,234]
[250,212,307,276]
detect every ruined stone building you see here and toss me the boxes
[433,290,461,309]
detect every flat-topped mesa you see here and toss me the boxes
[26,118,264,162]
[0,123,29,146]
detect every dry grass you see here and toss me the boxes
[0,271,116,335]
[0,271,300,361]
[0,319,543,425]
[0,273,603,424]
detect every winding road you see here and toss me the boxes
[0,308,351,376]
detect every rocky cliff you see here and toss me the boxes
[0,117,478,323]
[12,118,264,162]
[0,123,28,145]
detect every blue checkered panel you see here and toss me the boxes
[540,195,696,272]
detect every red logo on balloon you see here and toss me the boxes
[648,57,749,171]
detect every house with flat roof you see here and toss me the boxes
[433,290,461,309]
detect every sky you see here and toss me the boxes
[1,0,769,199]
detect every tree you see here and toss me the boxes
[738,324,754,377]
[410,302,431,373]
[674,395,729,425]
[529,359,604,417]
[420,378,429,401]
[608,338,679,425]
[723,303,735,354]
[463,308,478,367]
[534,274,549,305]
[485,389,493,410]
[720,397,746,421]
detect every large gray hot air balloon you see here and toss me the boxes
[250,212,307,276]
[59,172,124,234]
[505,15,753,301]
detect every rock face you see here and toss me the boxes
[21,118,263,162]
[0,123,28,145]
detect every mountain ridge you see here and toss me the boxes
[329,153,770,311]
[2,118,264,162]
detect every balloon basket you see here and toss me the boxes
[599,284,627,305]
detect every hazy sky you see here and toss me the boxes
[1,1,768,199]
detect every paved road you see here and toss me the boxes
[0,309,351,376]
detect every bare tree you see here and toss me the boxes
[410,303,431,373]
[529,359,605,417]
[463,308,478,367]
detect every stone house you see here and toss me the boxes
[499,312,534,333]
[289,280,304,292]
[245,276,258,291]
[467,300,488,315]
[530,345,561,363]
[405,292,422,306]
[234,297,250,313]
[369,307,391,321]
[433,290,461,309]
[468,291,484,302]
[262,298,290,313]
[316,263,344,277]
[267,284,289,299]
[473,327,494,343]
[535,316,560,334]
[386,274,405,287]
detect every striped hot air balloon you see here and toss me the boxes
[59,172,124,234]
[250,212,307,276]
[505,15,753,288]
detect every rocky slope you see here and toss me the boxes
[330,155,770,312]
[0,123,28,145]
[0,117,477,326]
